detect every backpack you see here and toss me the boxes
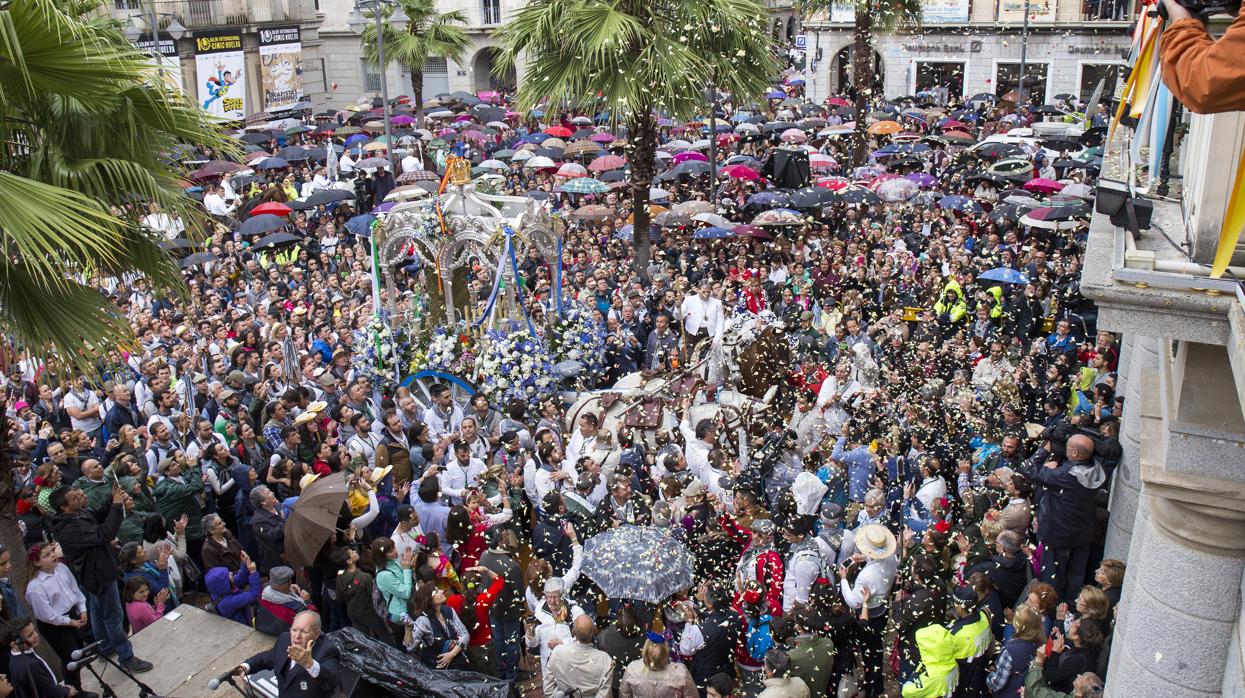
[372,568,396,621]
[746,614,775,662]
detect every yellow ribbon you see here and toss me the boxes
[1212,146,1245,278]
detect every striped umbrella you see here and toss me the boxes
[559,178,609,194]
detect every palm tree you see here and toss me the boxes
[0,0,232,588]
[802,0,921,162]
[361,0,471,127]
[494,0,780,277]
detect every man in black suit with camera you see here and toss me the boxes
[235,611,340,698]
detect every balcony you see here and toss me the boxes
[108,0,316,30]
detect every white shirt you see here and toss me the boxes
[142,212,184,238]
[526,600,586,673]
[63,388,102,432]
[203,193,236,217]
[679,293,724,338]
[422,404,463,441]
[347,432,381,470]
[401,154,420,173]
[439,457,485,505]
[678,417,713,482]
[391,524,425,559]
[840,554,898,611]
[783,543,824,612]
[915,475,948,514]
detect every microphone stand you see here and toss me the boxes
[92,652,164,698]
[219,674,260,698]
[79,656,120,698]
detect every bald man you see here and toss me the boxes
[543,614,613,698]
[237,611,341,698]
[1022,431,1106,602]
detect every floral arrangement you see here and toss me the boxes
[547,302,607,389]
[352,313,411,395]
[415,324,477,376]
[475,328,557,408]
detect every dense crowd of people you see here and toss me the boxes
[0,82,1123,698]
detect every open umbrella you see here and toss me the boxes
[733,224,773,240]
[397,169,439,183]
[1024,178,1064,194]
[752,209,805,226]
[285,475,348,568]
[837,188,881,205]
[746,191,790,208]
[692,212,733,228]
[653,211,693,227]
[588,154,626,172]
[904,172,938,188]
[721,164,760,181]
[544,125,573,138]
[693,226,734,239]
[581,525,694,603]
[524,156,557,169]
[252,231,303,250]
[304,188,356,206]
[937,195,983,213]
[1019,206,1086,230]
[978,267,1030,285]
[867,120,902,136]
[809,153,837,172]
[238,214,289,236]
[560,178,609,194]
[249,201,292,217]
[556,162,589,179]
[673,200,715,216]
[180,252,217,269]
[876,178,919,202]
[253,157,290,170]
[345,214,377,236]
[573,204,613,221]
[788,187,837,208]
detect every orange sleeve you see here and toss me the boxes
[1160,8,1245,113]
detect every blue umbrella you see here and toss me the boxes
[524,132,551,144]
[344,133,370,146]
[254,157,290,170]
[730,112,755,123]
[937,195,983,213]
[747,191,790,208]
[694,226,734,239]
[345,214,376,236]
[615,224,660,242]
[765,90,786,99]
[978,267,1030,285]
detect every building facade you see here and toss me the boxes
[801,0,1135,103]
[110,0,327,117]
[1080,25,1245,696]
[316,0,527,111]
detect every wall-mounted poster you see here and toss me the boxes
[258,25,304,113]
[134,33,184,92]
[195,31,246,121]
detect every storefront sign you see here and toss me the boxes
[258,26,304,113]
[903,42,969,53]
[921,0,971,23]
[194,31,246,121]
[997,0,1057,22]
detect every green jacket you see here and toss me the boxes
[949,609,993,662]
[933,280,967,324]
[788,634,835,697]
[375,560,413,621]
[118,485,158,544]
[153,470,205,540]
[1023,662,1072,698]
[73,477,113,514]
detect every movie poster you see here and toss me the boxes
[258,25,304,113]
[195,31,246,121]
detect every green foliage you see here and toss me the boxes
[0,0,234,373]
[360,0,471,84]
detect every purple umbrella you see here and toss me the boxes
[372,201,397,214]
[590,133,616,143]
[905,172,938,188]
[673,151,708,164]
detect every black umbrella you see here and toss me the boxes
[230,174,264,189]
[534,147,565,159]
[975,143,1025,160]
[599,170,626,182]
[180,252,217,268]
[254,157,291,170]
[238,214,289,236]
[472,105,506,123]
[989,203,1036,222]
[1080,127,1107,147]
[252,231,303,250]
[968,92,998,102]
[277,146,309,160]
[672,160,711,176]
[1033,104,1067,115]
[287,199,318,211]
[838,188,881,205]
[1041,138,1082,153]
[304,188,355,206]
[788,187,837,208]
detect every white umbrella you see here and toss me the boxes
[524,155,557,169]
[734,123,760,134]
[692,212,733,228]
[478,159,508,171]
[512,150,534,161]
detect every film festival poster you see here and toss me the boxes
[133,32,184,92]
[259,25,304,113]
[195,30,246,121]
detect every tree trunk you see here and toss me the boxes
[0,403,29,593]
[412,69,432,169]
[851,7,873,166]
[628,109,658,282]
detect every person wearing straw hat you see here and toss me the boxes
[840,523,898,698]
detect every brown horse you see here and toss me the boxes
[736,325,790,401]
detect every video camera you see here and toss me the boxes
[1157,0,1241,21]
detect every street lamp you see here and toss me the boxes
[123,3,186,87]
[350,0,408,176]
[350,0,408,315]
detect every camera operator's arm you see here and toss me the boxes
[1159,0,1245,113]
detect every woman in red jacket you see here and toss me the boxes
[445,566,506,676]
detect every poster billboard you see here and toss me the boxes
[997,0,1057,22]
[194,30,246,121]
[258,25,304,113]
[134,33,184,92]
[922,0,971,23]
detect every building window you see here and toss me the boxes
[481,0,501,24]
[915,62,964,103]
[995,62,1049,102]
[362,59,382,93]
[1079,63,1123,103]
[423,57,449,97]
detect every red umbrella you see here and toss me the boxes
[826,97,853,107]
[733,224,773,240]
[250,202,292,217]
[815,176,851,191]
[544,125,573,137]
[721,164,760,181]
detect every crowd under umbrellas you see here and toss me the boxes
[83,77,1122,698]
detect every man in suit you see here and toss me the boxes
[236,611,340,698]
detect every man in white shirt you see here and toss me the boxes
[202,184,237,218]
[400,151,421,173]
[62,374,103,438]
[677,404,716,484]
[346,414,381,469]
[563,413,617,477]
[679,279,724,357]
[913,457,948,513]
[421,384,463,441]
[839,524,898,698]
[141,201,184,239]
[525,577,586,675]
[440,441,485,506]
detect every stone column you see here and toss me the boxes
[1103,334,1157,561]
